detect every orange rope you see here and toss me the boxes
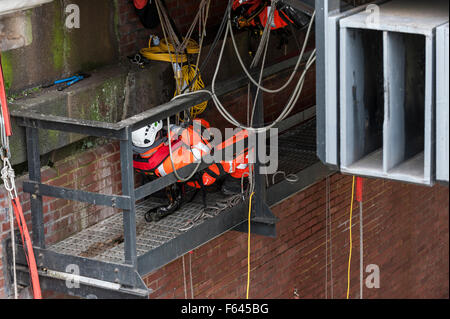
[12,198,42,299]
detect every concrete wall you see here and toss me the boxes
[1,0,119,94]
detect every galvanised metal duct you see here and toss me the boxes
[436,23,449,184]
[316,0,449,186]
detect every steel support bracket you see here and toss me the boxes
[233,200,279,238]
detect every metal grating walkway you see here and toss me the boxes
[49,117,317,264]
[49,192,242,264]
[271,118,318,184]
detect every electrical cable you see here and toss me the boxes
[346,176,356,299]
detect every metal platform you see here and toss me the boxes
[5,46,333,297]
[48,193,241,265]
[272,118,318,181]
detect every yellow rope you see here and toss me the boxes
[139,37,200,63]
[347,176,356,299]
[246,192,255,299]
[174,65,208,119]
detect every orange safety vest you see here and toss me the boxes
[133,120,250,187]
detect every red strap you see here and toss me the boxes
[133,0,149,10]
[356,177,363,203]
[12,198,42,299]
[0,55,12,137]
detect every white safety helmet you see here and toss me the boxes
[132,121,163,149]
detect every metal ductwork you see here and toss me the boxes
[436,23,449,183]
[316,0,449,186]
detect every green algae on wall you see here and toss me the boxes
[1,52,14,94]
[51,1,68,72]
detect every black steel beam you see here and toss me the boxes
[26,127,46,249]
[137,201,247,276]
[23,181,132,210]
[233,221,277,238]
[13,245,144,289]
[315,0,327,164]
[120,132,138,268]
[14,116,127,140]
[232,200,278,237]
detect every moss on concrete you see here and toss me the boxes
[51,1,66,72]
[1,52,14,94]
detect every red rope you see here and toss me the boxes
[11,199,42,299]
[356,177,363,203]
[1,54,42,299]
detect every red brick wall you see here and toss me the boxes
[142,175,449,299]
[0,141,123,298]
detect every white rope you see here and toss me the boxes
[166,117,203,182]
[172,11,317,134]
[182,254,188,299]
[189,252,194,299]
[8,201,18,299]
[228,10,316,94]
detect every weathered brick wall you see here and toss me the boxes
[0,141,123,298]
[117,0,228,58]
[142,175,449,299]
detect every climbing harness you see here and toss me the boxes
[232,0,312,31]
[1,54,42,299]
